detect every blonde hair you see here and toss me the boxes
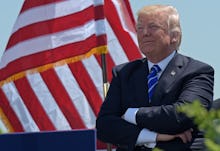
[138,5,182,50]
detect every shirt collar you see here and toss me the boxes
[148,51,176,72]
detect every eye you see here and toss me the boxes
[148,24,160,30]
[136,25,144,31]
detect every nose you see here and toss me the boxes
[143,28,150,36]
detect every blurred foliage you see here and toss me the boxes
[178,100,220,151]
[153,148,162,151]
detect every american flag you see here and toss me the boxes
[0,0,142,150]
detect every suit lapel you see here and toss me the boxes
[152,53,185,105]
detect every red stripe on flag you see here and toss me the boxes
[69,62,103,116]
[97,140,108,150]
[7,5,105,49]
[123,0,136,26]
[20,0,64,13]
[41,68,86,129]
[14,77,56,130]
[0,35,106,81]
[105,1,142,60]
[0,88,24,132]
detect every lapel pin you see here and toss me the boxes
[171,70,176,76]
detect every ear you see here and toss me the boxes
[171,38,177,43]
[170,31,179,44]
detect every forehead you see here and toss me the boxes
[137,12,167,25]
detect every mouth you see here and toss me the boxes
[142,39,154,43]
[143,41,154,44]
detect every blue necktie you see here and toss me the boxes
[147,65,161,101]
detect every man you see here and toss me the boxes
[96,5,214,151]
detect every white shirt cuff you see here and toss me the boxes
[123,108,138,125]
[136,129,157,148]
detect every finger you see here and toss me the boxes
[184,130,192,142]
[178,134,187,143]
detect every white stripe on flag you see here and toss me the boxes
[1,19,105,69]
[12,0,99,33]
[105,20,129,65]
[94,0,104,6]
[112,0,138,46]
[2,82,39,132]
[82,55,104,101]
[27,73,71,130]
[55,64,96,129]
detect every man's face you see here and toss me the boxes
[136,12,172,61]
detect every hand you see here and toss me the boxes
[175,129,193,143]
[156,129,193,143]
[156,133,176,142]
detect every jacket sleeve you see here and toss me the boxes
[96,67,142,149]
[135,63,214,134]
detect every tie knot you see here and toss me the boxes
[150,65,161,75]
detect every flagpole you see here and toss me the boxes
[101,54,112,151]
[101,54,109,97]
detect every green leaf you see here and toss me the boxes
[178,100,220,151]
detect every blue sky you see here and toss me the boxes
[0,0,219,99]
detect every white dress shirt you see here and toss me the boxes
[122,51,176,148]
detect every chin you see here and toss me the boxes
[140,48,153,55]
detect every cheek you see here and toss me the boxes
[157,34,171,44]
[164,36,171,45]
[137,34,143,45]
[137,31,143,39]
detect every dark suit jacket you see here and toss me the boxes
[96,53,214,151]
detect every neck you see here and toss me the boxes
[147,50,176,63]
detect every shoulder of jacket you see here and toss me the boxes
[176,53,214,71]
[113,58,145,72]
